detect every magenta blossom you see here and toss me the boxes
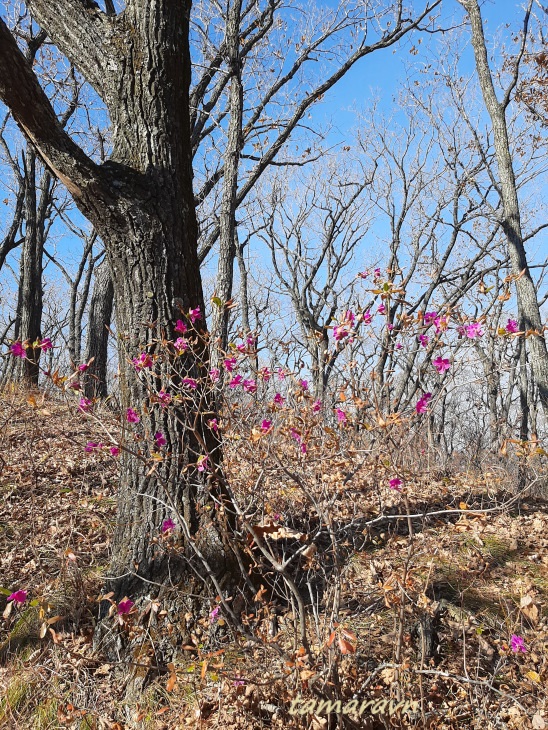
[396,342,403,350]
[377,304,386,314]
[157,389,172,407]
[260,419,272,432]
[117,599,134,615]
[465,321,483,339]
[259,366,271,381]
[433,356,451,374]
[174,337,188,353]
[39,337,53,351]
[10,341,26,358]
[506,319,519,334]
[161,518,175,533]
[208,418,219,432]
[189,306,201,323]
[110,446,120,456]
[510,634,527,653]
[7,590,27,605]
[273,392,285,405]
[424,311,438,325]
[299,379,309,391]
[277,368,286,380]
[78,363,89,372]
[362,311,372,324]
[229,375,243,388]
[418,334,429,347]
[126,408,140,423]
[209,367,220,382]
[78,397,92,413]
[175,319,187,334]
[358,270,369,279]
[243,378,257,393]
[224,357,237,372]
[182,377,197,389]
[434,315,448,333]
[210,606,220,623]
[197,455,209,472]
[154,432,167,447]
[85,442,101,452]
[312,399,322,413]
[387,323,394,331]
[132,352,153,370]
[336,408,347,424]
[415,393,432,414]
[374,267,381,278]
[389,478,402,491]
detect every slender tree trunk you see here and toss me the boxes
[461,0,548,417]
[83,256,114,398]
[12,147,44,385]
[211,0,243,367]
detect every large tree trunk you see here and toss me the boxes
[461,0,548,418]
[0,2,233,611]
[83,256,114,399]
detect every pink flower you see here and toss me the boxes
[175,319,187,334]
[233,678,246,687]
[300,442,308,454]
[189,307,201,323]
[336,408,347,424]
[132,352,153,370]
[465,322,483,339]
[362,311,372,324]
[182,377,197,389]
[39,337,53,351]
[69,381,81,390]
[290,428,302,443]
[161,518,175,533]
[110,446,120,456]
[157,389,172,407]
[197,455,209,472]
[78,363,89,372]
[126,408,140,423]
[506,319,519,334]
[7,590,27,605]
[209,606,220,623]
[299,379,309,391]
[260,419,272,432]
[434,315,448,333]
[510,634,526,653]
[246,335,255,347]
[415,393,432,414]
[377,304,386,315]
[85,442,101,452]
[229,375,243,388]
[333,324,347,341]
[312,399,322,413]
[243,378,257,393]
[358,270,369,279]
[10,342,26,358]
[236,343,246,353]
[277,368,286,380]
[424,311,438,325]
[374,267,381,278]
[418,334,429,347]
[174,337,188,353]
[433,356,451,374]
[389,478,402,491]
[154,432,167,447]
[209,367,220,382]
[117,599,134,615]
[259,367,271,381]
[224,357,237,372]
[78,397,92,413]
[273,392,285,405]
[387,323,394,331]
[396,342,403,350]
[208,418,219,432]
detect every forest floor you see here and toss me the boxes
[0,386,547,730]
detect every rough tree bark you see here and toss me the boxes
[0,1,232,616]
[460,0,548,418]
[83,255,114,399]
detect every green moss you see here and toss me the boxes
[0,674,34,725]
[32,698,58,729]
